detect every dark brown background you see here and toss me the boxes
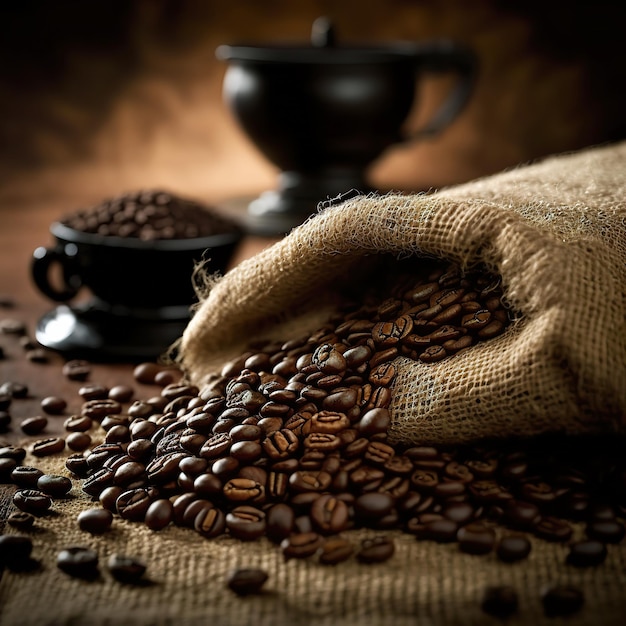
[1,0,625,210]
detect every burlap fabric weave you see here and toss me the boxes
[180,140,626,445]
[1,455,626,626]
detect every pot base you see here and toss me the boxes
[242,170,371,235]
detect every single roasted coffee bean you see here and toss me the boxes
[7,510,35,530]
[11,465,44,488]
[496,534,532,562]
[354,492,395,522]
[357,535,395,563]
[0,534,33,570]
[62,359,92,381]
[541,584,584,617]
[318,536,354,565]
[226,567,269,595]
[566,540,607,567]
[40,396,67,415]
[108,385,134,403]
[194,505,227,538]
[20,416,48,436]
[57,546,99,579]
[281,532,325,560]
[226,506,266,541]
[0,381,29,398]
[13,489,52,515]
[116,488,154,521]
[310,494,350,534]
[107,553,147,584]
[144,499,174,531]
[31,437,65,457]
[0,411,11,433]
[415,518,459,543]
[64,414,93,432]
[133,362,162,385]
[481,585,519,619]
[0,445,26,462]
[77,508,114,534]
[37,474,72,497]
[65,453,90,477]
[266,503,295,544]
[586,520,625,544]
[82,398,122,420]
[0,456,17,480]
[66,431,92,452]
[457,523,495,555]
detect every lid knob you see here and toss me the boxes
[311,16,335,48]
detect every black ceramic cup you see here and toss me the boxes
[30,221,241,359]
[32,221,240,310]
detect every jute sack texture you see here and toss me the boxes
[179,141,626,445]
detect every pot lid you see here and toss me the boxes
[216,16,419,65]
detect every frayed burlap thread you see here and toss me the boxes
[179,141,626,444]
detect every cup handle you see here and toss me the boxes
[405,40,478,140]
[31,243,82,302]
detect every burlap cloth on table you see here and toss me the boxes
[180,140,626,445]
[1,142,626,626]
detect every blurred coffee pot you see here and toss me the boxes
[217,17,477,235]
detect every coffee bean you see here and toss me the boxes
[107,553,147,584]
[310,494,350,534]
[357,535,395,563]
[116,488,154,521]
[496,534,532,562]
[31,437,65,457]
[280,532,324,560]
[226,506,266,541]
[0,381,29,399]
[566,540,607,567]
[7,511,35,530]
[64,414,93,432]
[0,411,11,433]
[19,415,48,436]
[62,360,91,381]
[226,567,268,595]
[13,489,52,515]
[195,500,227,539]
[0,318,26,335]
[586,520,625,544]
[0,534,33,570]
[133,362,162,385]
[37,474,72,497]
[0,456,17,480]
[108,385,134,403]
[57,546,99,579]
[78,508,114,534]
[11,465,44,488]
[0,445,26,462]
[266,503,295,543]
[40,396,67,415]
[415,518,459,543]
[541,584,584,617]
[481,585,518,619]
[65,453,90,477]
[457,523,495,555]
[66,431,92,452]
[143,499,174,531]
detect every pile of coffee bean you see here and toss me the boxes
[59,189,241,241]
[56,261,623,565]
[1,258,624,617]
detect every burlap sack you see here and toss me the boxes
[179,141,626,444]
